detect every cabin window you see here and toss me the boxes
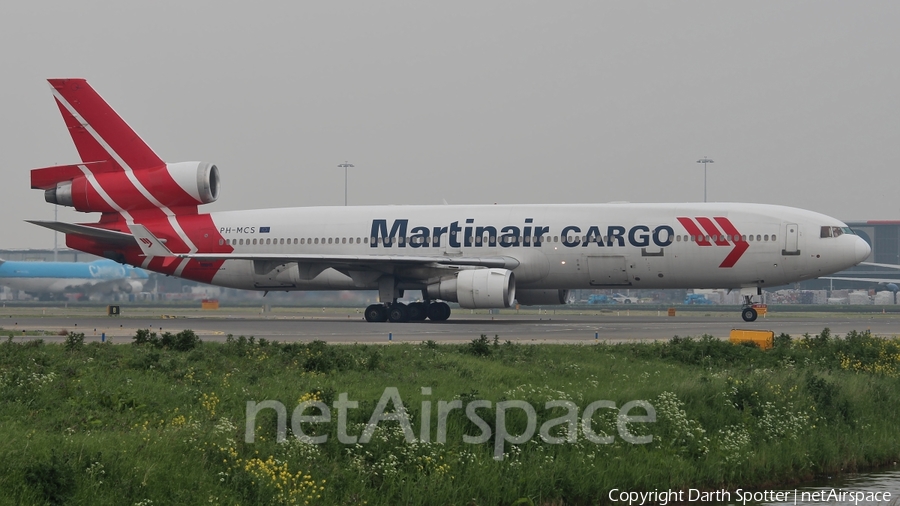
[356,237,361,244]
[764,235,769,241]
[301,238,305,244]
[771,235,776,241]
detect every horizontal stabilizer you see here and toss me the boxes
[31,161,114,190]
[26,220,135,245]
[128,224,174,258]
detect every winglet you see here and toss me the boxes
[128,224,174,258]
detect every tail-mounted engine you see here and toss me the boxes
[426,268,516,309]
[35,161,219,213]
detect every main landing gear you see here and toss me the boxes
[364,301,451,323]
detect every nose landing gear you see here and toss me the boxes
[741,304,758,322]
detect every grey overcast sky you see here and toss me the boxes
[1,1,899,250]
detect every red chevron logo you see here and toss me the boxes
[676,217,749,268]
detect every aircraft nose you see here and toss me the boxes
[855,237,871,264]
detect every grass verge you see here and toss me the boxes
[1,329,899,505]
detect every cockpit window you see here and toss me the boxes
[821,226,855,238]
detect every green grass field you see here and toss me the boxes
[2,328,900,505]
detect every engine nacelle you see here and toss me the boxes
[164,161,220,205]
[44,161,219,212]
[516,289,569,306]
[123,280,145,294]
[426,268,515,309]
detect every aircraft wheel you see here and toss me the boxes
[741,307,758,322]
[428,302,451,321]
[388,303,409,322]
[364,304,388,322]
[408,302,427,321]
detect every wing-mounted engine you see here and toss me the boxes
[36,161,219,213]
[516,289,569,305]
[123,279,145,293]
[426,268,516,308]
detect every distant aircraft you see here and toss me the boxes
[26,79,871,322]
[0,258,148,299]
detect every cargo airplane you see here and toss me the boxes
[27,79,871,322]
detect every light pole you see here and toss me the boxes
[338,162,354,206]
[696,157,714,202]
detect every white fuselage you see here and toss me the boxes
[200,202,868,293]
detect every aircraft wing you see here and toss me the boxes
[821,276,900,284]
[822,263,900,285]
[861,262,900,270]
[179,252,520,269]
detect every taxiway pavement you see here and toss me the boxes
[3,308,899,344]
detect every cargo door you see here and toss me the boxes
[587,256,630,286]
[783,223,800,255]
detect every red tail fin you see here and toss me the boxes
[34,79,215,215]
[48,78,164,171]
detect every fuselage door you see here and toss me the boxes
[783,223,800,255]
